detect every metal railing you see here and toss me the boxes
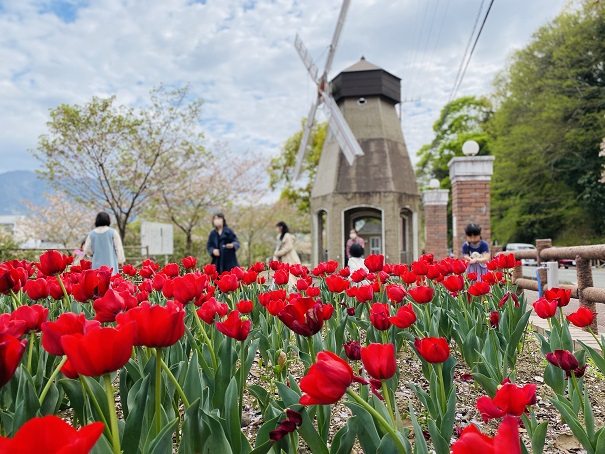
[508,239,605,333]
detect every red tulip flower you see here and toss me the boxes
[408,285,434,304]
[93,288,138,323]
[567,307,595,328]
[24,278,50,301]
[122,264,138,276]
[414,337,450,363]
[0,313,27,338]
[442,275,465,293]
[181,256,197,270]
[386,284,407,303]
[72,268,112,303]
[269,409,303,442]
[498,292,519,308]
[546,349,578,372]
[0,416,104,453]
[273,269,290,286]
[389,304,416,329]
[278,297,325,336]
[196,297,229,324]
[361,343,396,380]
[468,281,491,297]
[41,313,101,357]
[61,323,135,376]
[296,278,309,291]
[544,287,571,307]
[451,415,521,454]
[354,284,374,303]
[411,260,428,276]
[172,273,207,305]
[236,299,254,314]
[216,310,251,341]
[532,297,557,319]
[37,250,72,276]
[489,311,500,328]
[299,351,354,405]
[476,382,537,423]
[369,303,391,331]
[11,304,48,333]
[0,262,28,294]
[116,300,185,348]
[363,254,384,272]
[216,273,239,293]
[343,340,361,361]
[0,333,27,388]
[325,274,350,293]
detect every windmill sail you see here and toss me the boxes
[322,91,364,165]
[293,99,319,179]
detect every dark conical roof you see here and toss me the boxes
[331,57,401,104]
[341,56,383,72]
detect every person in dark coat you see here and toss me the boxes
[206,213,240,273]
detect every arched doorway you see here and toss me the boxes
[315,210,328,263]
[400,208,413,264]
[343,207,383,261]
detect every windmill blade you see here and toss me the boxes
[293,99,320,180]
[322,90,364,165]
[322,0,351,80]
[294,34,319,82]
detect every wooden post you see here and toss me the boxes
[576,255,598,333]
[536,239,552,296]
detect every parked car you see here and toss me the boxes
[558,259,576,269]
[504,243,538,266]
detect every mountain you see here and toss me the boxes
[0,171,52,214]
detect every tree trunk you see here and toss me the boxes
[185,233,193,256]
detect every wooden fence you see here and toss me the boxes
[508,239,605,332]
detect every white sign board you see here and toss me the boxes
[141,221,174,256]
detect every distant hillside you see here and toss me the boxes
[0,171,52,214]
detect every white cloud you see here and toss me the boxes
[0,0,567,176]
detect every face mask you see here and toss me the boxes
[213,219,223,228]
[350,234,357,240]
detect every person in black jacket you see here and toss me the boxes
[206,213,240,273]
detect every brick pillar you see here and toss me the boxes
[422,189,449,260]
[448,156,495,258]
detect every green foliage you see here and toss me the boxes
[489,0,605,244]
[268,119,327,213]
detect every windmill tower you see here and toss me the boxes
[294,1,420,266]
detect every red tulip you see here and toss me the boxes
[386,284,407,303]
[476,382,536,422]
[24,278,50,301]
[72,268,111,303]
[451,259,468,275]
[0,415,103,453]
[0,333,27,388]
[489,311,500,328]
[466,272,478,281]
[322,304,335,321]
[442,275,465,293]
[361,343,396,380]
[236,299,254,314]
[181,256,197,270]
[216,273,239,293]
[498,292,519,308]
[414,337,450,363]
[122,264,138,276]
[172,273,207,305]
[468,281,491,297]
[296,279,309,291]
[546,349,578,372]
[216,310,251,341]
[451,415,521,454]
[343,340,361,361]
[273,269,290,286]
[269,410,302,442]
[0,313,27,338]
[93,289,138,323]
[116,300,185,348]
[544,287,571,307]
[37,250,72,276]
[299,351,354,405]
[278,297,325,337]
[389,304,416,329]
[364,254,384,272]
[408,285,434,304]
[161,263,180,277]
[196,297,229,324]
[369,303,391,331]
[0,262,28,294]
[325,274,350,293]
[61,323,135,376]
[426,264,441,280]
[11,304,48,333]
[354,284,374,303]
[411,260,428,276]
[567,307,595,328]
[532,297,557,319]
[41,312,101,357]
[350,268,368,283]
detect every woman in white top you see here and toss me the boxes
[83,212,125,274]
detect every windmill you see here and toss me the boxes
[292,0,364,180]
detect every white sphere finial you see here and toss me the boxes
[462,140,480,156]
[428,178,440,189]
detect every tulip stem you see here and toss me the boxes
[39,355,68,405]
[9,290,21,309]
[587,327,604,351]
[27,332,35,374]
[346,389,407,453]
[79,376,111,434]
[239,340,246,422]
[56,275,71,312]
[381,380,397,428]
[155,348,163,436]
[436,363,447,414]
[308,336,316,364]
[103,374,121,454]
[158,353,190,409]
[192,307,218,372]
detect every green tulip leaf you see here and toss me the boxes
[122,375,150,454]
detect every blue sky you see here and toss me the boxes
[0,0,568,175]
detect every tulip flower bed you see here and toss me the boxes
[1,251,605,453]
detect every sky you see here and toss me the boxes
[0,0,569,177]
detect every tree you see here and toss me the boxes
[489,0,605,244]
[268,120,327,212]
[415,96,493,189]
[19,192,91,249]
[34,85,206,240]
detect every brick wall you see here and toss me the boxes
[451,179,491,257]
[424,204,449,260]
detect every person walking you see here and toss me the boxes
[273,221,301,265]
[206,213,240,274]
[83,212,125,275]
[345,228,365,266]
